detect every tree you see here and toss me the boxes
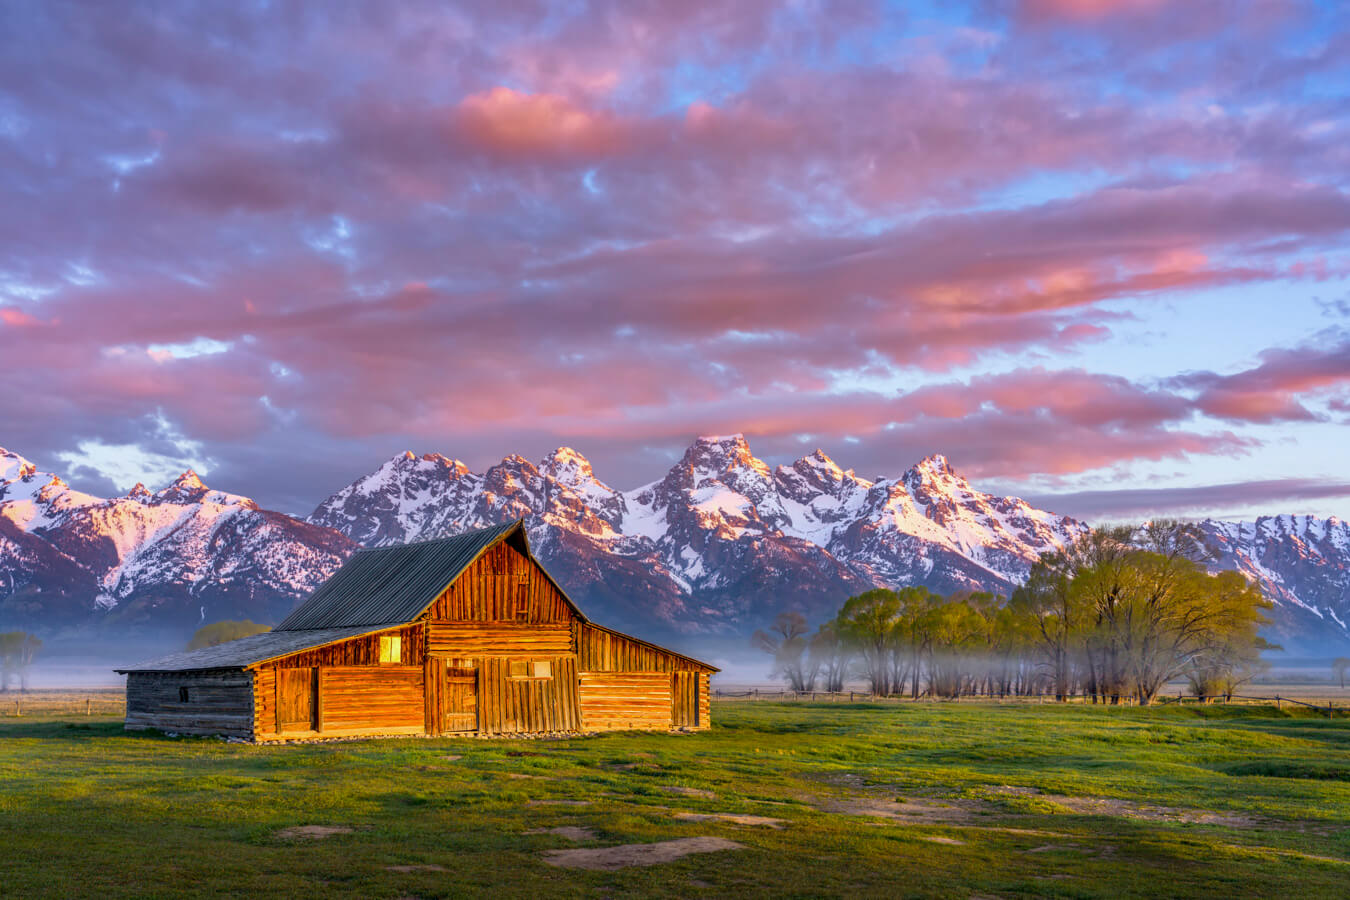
[836,589,902,695]
[187,620,270,651]
[0,631,42,692]
[1009,559,1088,701]
[809,622,850,692]
[1334,657,1350,690]
[751,612,819,691]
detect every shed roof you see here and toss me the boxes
[115,625,395,673]
[272,519,588,631]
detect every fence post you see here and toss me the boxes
[86,697,92,716]
[1276,695,1282,711]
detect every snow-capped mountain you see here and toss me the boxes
[1199,515,1350,654]
[0,448,356,631]
[4,436,1348,654]
[311,435,1089,634]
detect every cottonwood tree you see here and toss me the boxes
[1011,555,1090,701]
[836,589,902,695]
[0,631,42,692]
[809,622,850,692]
[1333,657,1350,690]
[751,611,820,691]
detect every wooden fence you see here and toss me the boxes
[715,688,1344,716]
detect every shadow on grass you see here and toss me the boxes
[0,718,192,742]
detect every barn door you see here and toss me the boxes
[443,666,478,733]
[277,667,316,732]
[673,671,699,728]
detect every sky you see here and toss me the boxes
[1,0,1348,522]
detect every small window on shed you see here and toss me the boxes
[379,634,402,664]
[531,660,551,679]
[178,686,190,703]
[508,659,529,678]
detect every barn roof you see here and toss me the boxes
[272,519,588,631]
[115,624,396,673]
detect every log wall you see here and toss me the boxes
[578,672,672,731]
[423,542,573,623]
[699,673,711,729]
[252,664,425,740]
[124,670,255,739]
[426,622,571,657]
[273,624,424,668]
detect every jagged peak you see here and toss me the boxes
[1,447,38,482]
[915,453,953,475]
[491,453,539,476]
[544,445,591,466]
[800,448,843,475]
[541,446,596,478]
[682,433,763,469]
[126,482,151,500]
[695,432,747,444]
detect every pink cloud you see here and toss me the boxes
[454,87,633,159]
[1020,0,1169,20]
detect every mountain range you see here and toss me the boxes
[2,437,1347,654]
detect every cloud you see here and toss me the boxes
[1028,477,1350,522]
[1,0,1348,511]
[1171,331,1350,423]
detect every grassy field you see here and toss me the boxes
[1,696,1348,898]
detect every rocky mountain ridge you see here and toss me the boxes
[2,438,1347,653]
[0,447,356,631]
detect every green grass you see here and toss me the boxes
[1,702,1348,898]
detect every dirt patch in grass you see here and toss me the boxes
[527,799,591,807]
[674,812,787,829]
[439,755,461,762]
[386,864,447,873]
[526,826,597,841]
[989,786,1257,827]
[275,825,354,840]
[818,797,976,824]
[661,785,716,799]
[542,836,746,870]
[921,835,965,845]
[504,773,548,780]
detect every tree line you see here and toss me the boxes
[753,521,1275,705]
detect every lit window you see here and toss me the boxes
[531,660,551,679]
[379,635,402,664]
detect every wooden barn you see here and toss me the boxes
[116,521,717,741]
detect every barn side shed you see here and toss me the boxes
[117,520,717,741]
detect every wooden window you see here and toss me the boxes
[513,585,529,622]
[508,659,552,680]
[178,686,190,703]
[379,634,402,664]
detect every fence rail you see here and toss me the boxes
[714,688,1343,716]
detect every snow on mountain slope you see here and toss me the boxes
[0,447,356,629]
[1199,515,1350,652]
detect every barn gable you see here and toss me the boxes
[273,520,587,631]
